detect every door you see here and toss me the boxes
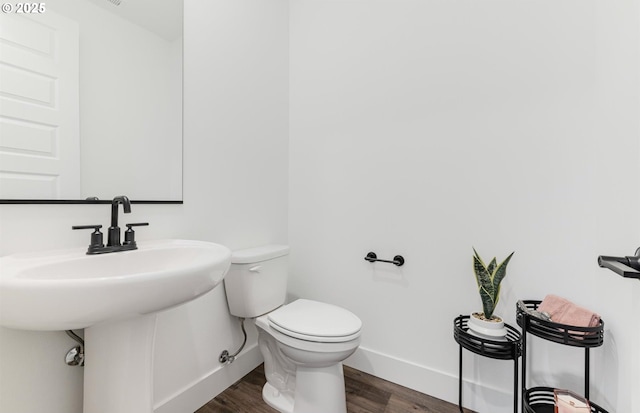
[0,11,80,199]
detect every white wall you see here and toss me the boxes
[154,0,289,410]
[0,0,288,412]
[288,1,639,412]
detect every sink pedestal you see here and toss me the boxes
[83,314,158,413]
[0,239,232,412]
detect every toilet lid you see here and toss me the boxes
[268,299,362,342]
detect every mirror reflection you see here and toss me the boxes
[0,0,183,202]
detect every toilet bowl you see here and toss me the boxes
[223,246,362,413]
[256,299,361,413]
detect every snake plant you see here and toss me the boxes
[472,248,514,320]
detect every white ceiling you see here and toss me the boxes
[85,0,183,41]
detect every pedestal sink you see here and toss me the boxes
[0,239,231,413]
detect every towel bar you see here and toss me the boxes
[364,252,405,266]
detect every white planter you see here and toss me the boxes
[467,312,508,340]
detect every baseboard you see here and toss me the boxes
[345,346,514,413]
[153,343,514,413]
[154,343,263,413]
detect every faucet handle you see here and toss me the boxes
[123,222,149,247]
[72,225,104,253]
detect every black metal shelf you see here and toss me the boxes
[516,300,604,348]
[523,387,609,413]
[453,315,521,413]
[518,300,609,413]
[454,315,522,359]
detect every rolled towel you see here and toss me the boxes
[537,294,600,328]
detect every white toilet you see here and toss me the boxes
[224,245,362,413]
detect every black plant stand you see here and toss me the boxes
[453,315,522,413]
[516,300,609,413]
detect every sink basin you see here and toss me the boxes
[0,239,231,413]
[0,239,231,331]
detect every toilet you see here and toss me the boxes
[223,245,362,413]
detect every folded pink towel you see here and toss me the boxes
[537,294,600,328]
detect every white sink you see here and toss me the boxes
[0,239,231,330]
[0,239,231,413]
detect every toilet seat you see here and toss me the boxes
[267,299,362,343]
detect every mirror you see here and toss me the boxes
[0,0,183,203]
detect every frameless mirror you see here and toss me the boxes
[0,0,183,203]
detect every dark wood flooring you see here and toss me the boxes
[196,364,474,413]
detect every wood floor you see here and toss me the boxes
[196,364,474,413]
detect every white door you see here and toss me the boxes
[0,11,80,199]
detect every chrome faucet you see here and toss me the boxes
[107,195,131,247]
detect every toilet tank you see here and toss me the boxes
[223,245,290,318]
